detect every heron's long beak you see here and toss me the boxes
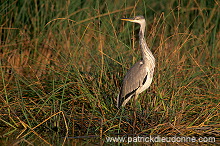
[121,18,134,22]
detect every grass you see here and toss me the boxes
[0,0,219,145]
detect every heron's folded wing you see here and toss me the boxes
[119,60,149,99]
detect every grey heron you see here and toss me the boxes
[117,16,155,108]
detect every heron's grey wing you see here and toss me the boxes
[118,60,149,107]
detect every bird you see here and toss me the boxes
[117,16,155,108]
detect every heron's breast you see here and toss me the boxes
[138,76,153,94]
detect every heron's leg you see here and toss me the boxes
[132,94,138,133]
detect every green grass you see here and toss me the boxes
[0,0,219,145]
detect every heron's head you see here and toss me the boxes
[121,15,145,25]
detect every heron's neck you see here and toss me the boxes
[139,24,155,66]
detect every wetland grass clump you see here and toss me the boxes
[0,0,219,145]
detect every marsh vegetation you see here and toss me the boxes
[0,0,219,145]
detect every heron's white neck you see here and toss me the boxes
[139,22,155,67]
